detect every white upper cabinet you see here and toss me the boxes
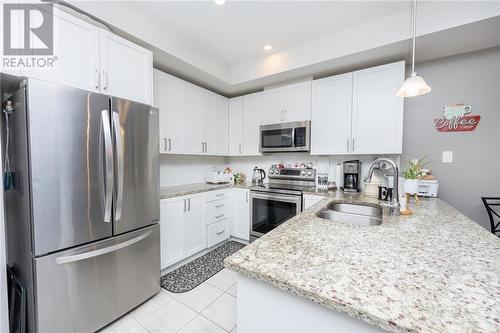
[214,95,229,155]
[99,29,153,105]
[21,7,100,92]
[262,87,283,124]
[228,97,244,156]
[242,92,263,155]
[154,70,185,153]
[5,6,153,104]
[351,61,404,154]
[184,83,203,154]
[262,81,312,124]
[311,61,404,155]
[282,81,312,122]
[311,73,353,155]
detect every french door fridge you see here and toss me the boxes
[3,78,160,333]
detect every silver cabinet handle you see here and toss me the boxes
[101,110,113,223]
[280,110,284,121]
[246,191,249,202]
[346,139,350,152]
[215,214,225,219]
[102,70,108,90]
[215,204,224,208]
[352,138,355,152]
[205,142,208,153]
[112,111,124,221]
[163,138,167,152]
[216,230,225,235]
[183,199,186,212]
[283,109,287,121]
[56,231,152,265]
[95,69,100,90]
[168,138,172,151]
[239,144,242,155]
[187,198,191,211]
[215,193,224,197]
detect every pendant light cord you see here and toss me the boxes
[411,0,417,75]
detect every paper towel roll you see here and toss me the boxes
[335,163,342,189]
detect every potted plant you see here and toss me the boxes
[402,156,430,194]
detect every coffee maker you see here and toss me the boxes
[343,160,361,192]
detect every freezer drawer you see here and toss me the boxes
[34,224,160,333]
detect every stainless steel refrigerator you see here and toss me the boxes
[3,78,160,333]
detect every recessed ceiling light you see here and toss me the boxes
[214,0,225,5]
[264,45,272,51]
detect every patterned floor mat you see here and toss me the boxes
[160,241,246,293]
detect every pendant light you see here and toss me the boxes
[397,0,431,97]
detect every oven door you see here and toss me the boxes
[250,191,302,240]
[260,121,310,152]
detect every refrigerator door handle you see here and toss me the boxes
[112,111,124,221]
[101,110,113,223]
[55,230,153,265]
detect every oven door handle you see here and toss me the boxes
[250,192,302,204]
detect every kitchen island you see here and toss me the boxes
[224,193,500,333]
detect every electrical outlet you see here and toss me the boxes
[442,151,453,163]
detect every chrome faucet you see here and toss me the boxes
[364,158,401,216]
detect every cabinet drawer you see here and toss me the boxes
[207,219,230,248]
[205,198,230,224]
[205,189,229,202]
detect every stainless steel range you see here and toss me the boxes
[249,167,316,241]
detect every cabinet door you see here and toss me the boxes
[20,7,100,91]
[303,195,324,210]
[184,83,203,154]
[283,81,312,122]
[352,62,404,154]
[185,195,206,257]
[311,73,353,155]
[230,189,250,241]
[99,29,153,104]
[200,89,216,154]
[214,95,229,155]
[228,97,243,156]
[242,92,262,156]
[160,199,185,269]
[262,88,283,124]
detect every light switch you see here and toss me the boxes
[442,151,453,163]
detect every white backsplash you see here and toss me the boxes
[159,155,226,187]
[160,153,401,189]
[227,153,401,189]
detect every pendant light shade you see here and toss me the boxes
[397,72,431,97]
[397,0,431,97]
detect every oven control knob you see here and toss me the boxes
[307,171,313,176]
[301,170,306,175]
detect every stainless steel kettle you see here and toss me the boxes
[252,167,266,184]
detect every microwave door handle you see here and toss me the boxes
[291,128,296,148]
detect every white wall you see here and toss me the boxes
[159,155,227,187]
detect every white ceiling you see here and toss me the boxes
[136,1,411,66]
[70,1,500,96]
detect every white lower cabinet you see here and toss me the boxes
[230,188,250,241]
[303,194,324,210]
[205,191,231,247]
[160,194,205,269]
[207,219,230,248]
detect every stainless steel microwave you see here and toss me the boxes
[259,121,311,153]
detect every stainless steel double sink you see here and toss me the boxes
[317,202,382,226]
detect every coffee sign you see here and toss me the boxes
[434,104,480,132]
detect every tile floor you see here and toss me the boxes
[99,269,238,333]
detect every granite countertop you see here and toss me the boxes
[160,182,251,199]
[224,192,500,333]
